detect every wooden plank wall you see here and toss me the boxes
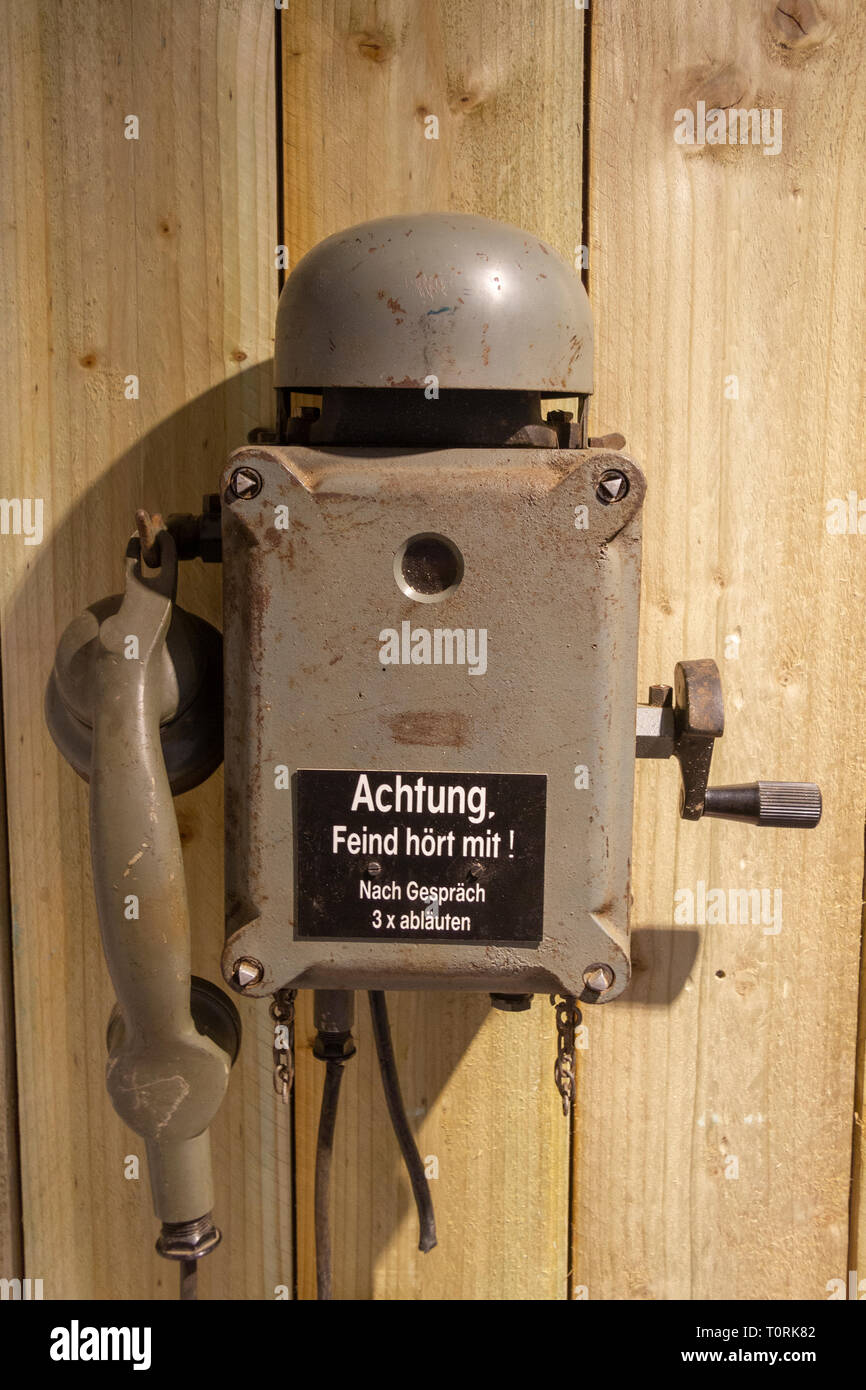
[0,0,285,1298]
[578,0,866,1299]
[1,0,863,1302]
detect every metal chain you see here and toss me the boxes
[550,994,581,1117]
[270,988,297,1103]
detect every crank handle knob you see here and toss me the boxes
[702,782,822,828]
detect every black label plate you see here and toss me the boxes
[295,770,546,944]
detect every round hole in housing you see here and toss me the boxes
[395,532,464,603]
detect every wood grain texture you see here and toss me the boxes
[281,0,586,1300]
[853,893,866,1293]
[0,0,282,1298]
[0,659,22,1279]
[576,0,866,1299]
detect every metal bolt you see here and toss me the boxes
[546,409,575,448]
[367,860,382,876]
[229,466,263,500]
[156,1212,221,1261]
[233,957,263,989]
[583,963,615,993]
[596,469,629,505]
[468,860,484,879]
[648,683,673,707]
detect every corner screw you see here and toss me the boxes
[229,466,263,500]
[583,964,615,994]
[233,957,264,989]
[596,469,629,505]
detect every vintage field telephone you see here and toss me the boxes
[46,213,821,1299]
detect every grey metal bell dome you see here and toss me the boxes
[275,212,593,396]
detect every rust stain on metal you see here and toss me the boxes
[385,711,470,748]
[567,335,585,370]
[263,526,294,567]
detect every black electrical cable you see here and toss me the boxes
[179,1259,197,1301]
[368,990,437,1254]
[315,1057,347,1300]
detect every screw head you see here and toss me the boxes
[233,957,264,989]
[468,860,484,880]
[367,860,382,876]
[583,963,615,994]
[229,466,263,500]
[596,469,629,505]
